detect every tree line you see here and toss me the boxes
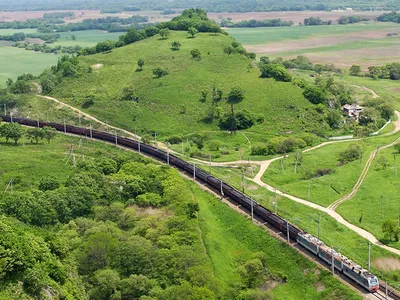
[0,121,57,145]
[350,63,400,81]
[221,18,293,28]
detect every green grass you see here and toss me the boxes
[49,31,324,159]
[0,46,60,87]
[55,30,122,47]
[206,165,400,287]
[0,29,38,35]
[338,145,400,249]
[226,23,400,46]
[0,133,138,191]
[263,133,400,207]
[192,181,361,299]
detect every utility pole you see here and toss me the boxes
[368,242,371,272]
[89,124,92,138]
[138,139,141,153]
[64,120,67,133]
[286,221,290,244]
[313,150,316,168]
[10,113,13,122]
[318,212,321,240]
[220,179,224,196]
[3,103,6,115]
[331,248,335,275]
[36,118,39,128]
[274,189,277,214]
[154,132,157,144]
[115,129,118,146]
[241,169,245,193]
[193,162,196,180]
[167,150,170,166]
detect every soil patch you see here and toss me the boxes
[393,88,400,94]
[314,282,326,292]
[374,258,400,271]
[133,206,170,218]
[208,11,384,24]
[91,63,104,70]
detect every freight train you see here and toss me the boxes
[0,115,381,293]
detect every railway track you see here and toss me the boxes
[2,114,400,299]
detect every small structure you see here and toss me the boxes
[342,104,363,121]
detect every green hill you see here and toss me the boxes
[48,31,319,151]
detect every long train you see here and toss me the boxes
[1,115,396,296]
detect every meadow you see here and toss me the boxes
[263,132,400,207]
[337,145,400,248]
[0,29,122,87]
[227,23,400,69]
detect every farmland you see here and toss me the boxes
[227,23,400,68]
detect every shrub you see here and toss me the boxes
[208,140,222,151]
[338,144,362,164]
[251,143,268,156]
[260,64,292,82]
[152,67,169,78]
[167,135,182,144]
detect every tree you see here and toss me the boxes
[95,40,115,53]
[26,127,44,144]
[338,144,362,164]
[188,26,199,38]
[326,109,342,129]
[382,220,400,242]
[227,87,245,131]
[303,85,327,105]
[0,122,23,144]
[260,64,292,82]
[190,48,201,60]
[42,126,57,143]
[237,259,264,288]
[137,58,145,71]
[377,156,388,170]
[171,41,181,50]
[349,65,361,76]
[89,269,120,300]
[39,177,60,191]
[152,67,169,78]
[159,28,170,39]
[394,143,400,153]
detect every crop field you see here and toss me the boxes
[263,133,400,207]
[227,23,400,68]
[337,145,400,248]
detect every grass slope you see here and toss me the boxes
[50,31,316,148]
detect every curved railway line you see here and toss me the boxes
[2,114,400,299]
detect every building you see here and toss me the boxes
[342,104,363,120]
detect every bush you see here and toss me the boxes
[338,144,362,164]
[260,64,292,82]
[208,140,222,151]
[166,135,182,144]
[152,67,169,78]
[251,143,268,156]
[303,85,327,104]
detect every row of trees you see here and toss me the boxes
[304,17,332,26]
[0,122,57,144]
[376,11,400,23]
[350,63,400,80]
[221,18,293,28]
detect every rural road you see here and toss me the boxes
[37,92,400,257]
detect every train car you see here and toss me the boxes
[297,232,321,255]
[343,261,379,292]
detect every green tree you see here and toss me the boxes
[159,28,170,39]
[171,41,181,50]
[0,122,23,144]
[25,127,44,144]
[96,40,115,53]
[382,220,400,241]
[137,58,145,71]
[349,65,361,76]
[190,48,201,60]
[152,67,169,78]
[377,156,388,170]
[39,177,60,191]
[237,259,264,288]
[326,109,342,129]
[394,143,400,153]
[227,87,245,131]
[338,144,362,164]
[89,269,121,300]
[303,85,327,105]
[188,26,199,38]
[260,64,292,82]
[120,274,155,299]
[42,126,57,143]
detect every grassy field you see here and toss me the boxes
[205,165,400,286]
[0,29,122,88]
[263,133,400,207]
[337,145,400,249]
[49,31,326,160]
[227,23,400,69]
[0,47,60,88]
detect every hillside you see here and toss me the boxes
[49,31,319,145]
